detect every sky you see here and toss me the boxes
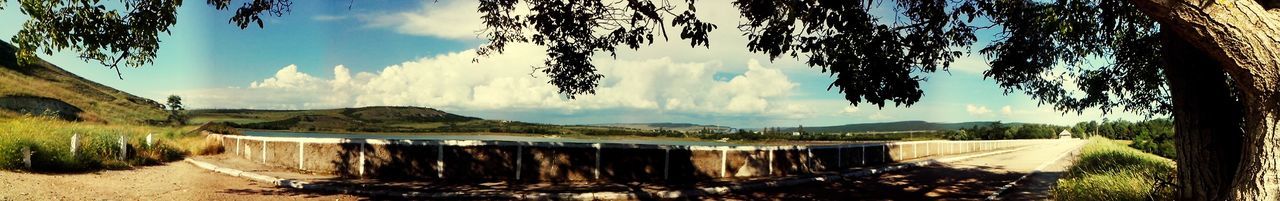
[0,0,1152,128]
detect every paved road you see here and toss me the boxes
[0,162,357,200]
[713,139,1084,200]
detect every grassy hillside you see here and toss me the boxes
[1053,137,1175,200]
[591,123,732,132]
[777,121,1019,133]
[0,41,166,124]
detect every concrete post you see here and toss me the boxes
[593,143,601,180]
[859,145,866,166]
[358,142,365,177]
[837,146,843,168]
[516,145,523,180]
[897,144,903,161]
[719,149,728,178]
[767,148,774,176]
[436,143,445,179]
[663,148,670,180]
[912,143,917,159]
[261,140,267,163]
[235,138,241,154]
[70,133,78,158]
[118,135,127,160]
[145,133,153,148]
[807,148,816,172]
[298,142,305,170]
[881,144,886,163]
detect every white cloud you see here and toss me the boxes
[868,111,892,121]
[1001,105,1014,116]
[948,54,989,74]
[966,104,992,116]
[840,105,861,114]
[311,15,348,21]
[362,0,484,40]
[187,43,802,118]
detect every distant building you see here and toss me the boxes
[1059,130,1073,139]
[791,132,801,136]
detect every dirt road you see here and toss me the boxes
[0,162,359,200]
[714,139,1084,200]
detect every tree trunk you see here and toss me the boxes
[1161,28,1245,200]
[1130,0,1280,199]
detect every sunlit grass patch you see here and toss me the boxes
[1053,136,1175,201]
[0,116,210,172]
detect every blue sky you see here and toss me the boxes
[0,0,1149,128]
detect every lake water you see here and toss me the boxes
[243,130,738,146]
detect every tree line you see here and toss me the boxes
[1071,119,1175,158]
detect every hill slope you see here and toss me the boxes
[0,41,166,123]
[778,121,1014,133]
[592,123,732,132]
[189,106,483,132]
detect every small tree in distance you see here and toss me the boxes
[166,95,186,126]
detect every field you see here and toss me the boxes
[0,116,215,172]
[1052,137,1175,200]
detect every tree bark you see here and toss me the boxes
[1162,28,1245,201]
[1129,0,1280,199]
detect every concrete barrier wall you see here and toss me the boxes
[210,134,1062,183]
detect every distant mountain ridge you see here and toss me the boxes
[190,106,480,131]
[591,122,732,132]
[775,121,1025,133]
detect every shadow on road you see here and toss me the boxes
[703,163,1056,201]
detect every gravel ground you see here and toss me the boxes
[0,162,361,200]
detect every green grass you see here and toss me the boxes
[1053,136,1175,200]
[0,116,213,172]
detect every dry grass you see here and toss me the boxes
[1052,137,1175,200]
[0,116,210,172]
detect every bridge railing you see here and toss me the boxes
[206,132,1068,183]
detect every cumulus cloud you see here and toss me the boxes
[1001,105,1014,116]
[868,111,892,121]
[966,104,992,116]
[362,0,484,40]
[840,105,861,114]
[188,43,802,118]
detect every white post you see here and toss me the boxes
[298,142,305,170]
[912,143,917,159]
[837,146,843,168]
[807,148,815,172]
[767,148,774,176]
[21,147,32,169]
[720,149,728,178]
[261,140,267,163]
[118,135,127,160]
[516,145,523,180]
[437,143,445,179]
[881,144,886,162]
[859,145,866,165]
[358,142,366,177]
[897,144,903,161]
[145,133,153,148]
[70,133,78,158]
[593,143,601,180]
[663,148,670,180]
[235,138,241,154]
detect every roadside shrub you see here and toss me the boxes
[0,116,204,172]
[1053,137,1175,201]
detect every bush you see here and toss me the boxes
[0,116,205,172]
[1053,137,1175,201]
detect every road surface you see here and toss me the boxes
[0,162,357,200]
[714,139,1084,200]
[0,140,1082,200]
